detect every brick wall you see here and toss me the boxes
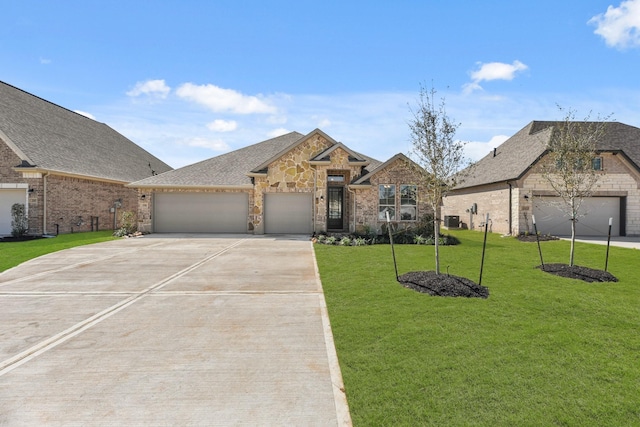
[45,175,137,234]
[2,138,136,235]
[442,182,512,234]
[353,157,432,234]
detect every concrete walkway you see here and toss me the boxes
[567,236,640,250]
[0,234,350,426]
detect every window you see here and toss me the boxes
[400,185,417,220]
[328,174,345,182]
[592,157,603,171]
[378,184,396,220]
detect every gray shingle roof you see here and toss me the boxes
[456,120,640,189]
[0,81,172,182]
[130,131,305,187]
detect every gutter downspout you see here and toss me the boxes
[312,166,317,233]
[507,181,513,235]
[43,172,49,235]
[347,186,356,233]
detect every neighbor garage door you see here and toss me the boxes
[0,188,27,235]
[264,193,313,234]
[154,192,248,233]
[532,197,620,237]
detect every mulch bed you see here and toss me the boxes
[537,263,618,282]
[398,271,489,298]
[517,234,559,242]
[0,235,45,243]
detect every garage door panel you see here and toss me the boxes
[0,189,27,235]
[532,197,620,237]
[154,193,248,233]
[264,193,312,234]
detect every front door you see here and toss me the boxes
[327,187,344,230]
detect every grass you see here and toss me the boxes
[0,231,117,272]
[315,229,640,426]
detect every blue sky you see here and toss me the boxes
[1,0,639,168]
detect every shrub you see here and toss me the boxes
[325,236,337,245]
[10,203,28,238]
[113,210,137,237]
[340,236,352,246]
[413,235,428,245]
[353,237,368,246]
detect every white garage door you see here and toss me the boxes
[154,192,248,233]
[264,193,313,234]
[0,189,27,235]
[532,197,620,237]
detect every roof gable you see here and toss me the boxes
[249,128,338,173]
[310,142,369,164]
[352,153,419,185]
[0,81,172,182]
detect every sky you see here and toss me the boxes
[1,0,639,169]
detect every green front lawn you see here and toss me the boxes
[0,231,117,272]
[315,230,640,426]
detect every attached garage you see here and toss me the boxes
[0,188,27,235]
[154,192,249,233]
[532,196,622,237]
[264,193,313,234]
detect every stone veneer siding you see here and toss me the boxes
[252,134,363,234]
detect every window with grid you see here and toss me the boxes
[400,185,417,220]
[378,184,396,220]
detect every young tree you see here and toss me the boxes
[11,203,28,238]
[408,84,468,274]
[540,107,610,266]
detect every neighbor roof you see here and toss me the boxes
[455,120,640,190]
[0,81,172,182]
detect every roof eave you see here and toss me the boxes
[127,183,254,190]
[13,167,130,185]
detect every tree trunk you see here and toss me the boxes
[570,217,576,267]
[434,216,440,274]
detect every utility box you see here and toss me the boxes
[444,215,460,228]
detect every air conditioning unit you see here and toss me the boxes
[444,215,460,228]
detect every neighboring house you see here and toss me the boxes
[0,81,172,236]
[129,129,430,234]
[442,121,640,237]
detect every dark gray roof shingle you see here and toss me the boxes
[0,81,172,182]
[130,131,305,187]
[456,120,640,189]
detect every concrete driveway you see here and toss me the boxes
[0,234,350,426]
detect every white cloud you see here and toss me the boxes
[180,137,230,151]
[207,119,238,132]
[176,83,277,114]
[126,79,171,98]
[39,57,52,65]
[267,128,291,138]
[464,135,510,162]
[589,0,640,49]
[463,61,528,94]
[74,110,96,120]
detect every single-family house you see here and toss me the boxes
[0,81,172,236]
[129,129,430,234]
[442,121,640,237]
